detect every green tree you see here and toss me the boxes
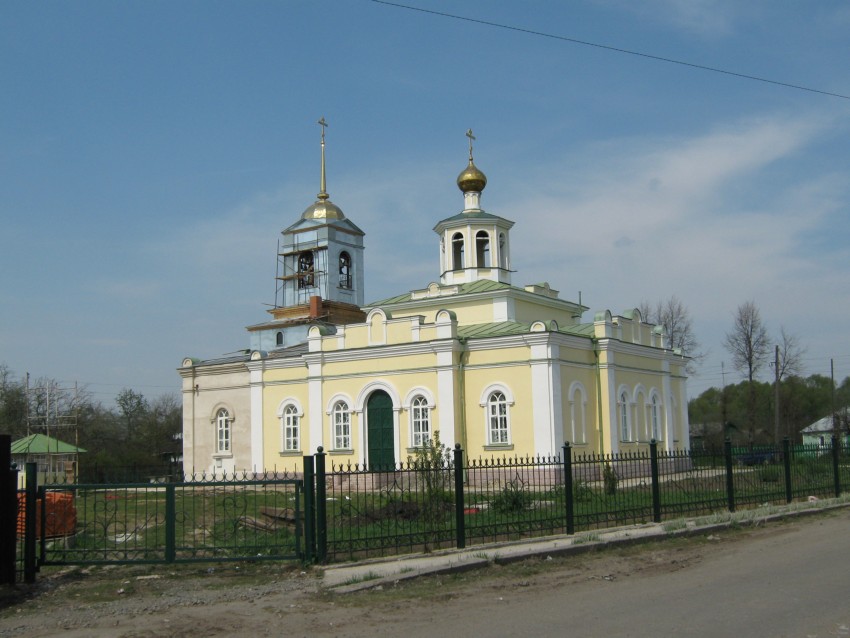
[0,365,28,439]
[116,388,149,442]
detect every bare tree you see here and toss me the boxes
[777,325,805,381]
[724,301,770,382]
[638,296,704,369]
[724,301,770,439]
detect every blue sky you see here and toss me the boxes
[2,0,849,406]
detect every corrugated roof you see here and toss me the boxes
[458,321,532,339]
[434,211,508,225]
[801,411,849,433]
[11,433,86,455]
[266,342,309,359]
[367,279,516,307]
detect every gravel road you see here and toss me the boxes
[2,508,849,637]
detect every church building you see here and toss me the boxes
[179,123,690,475]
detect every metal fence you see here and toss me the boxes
[10,468,303,583]
[5,436,848,583]
[308,437,848,562]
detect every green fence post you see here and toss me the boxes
[783,437,792,504]
[315,447,327,563]
[650,440,661,523]
[0,435,14,585]
[165,483,176,563]
[724,439,735,513]
[563,442,574,535]
[453,444,465,549]
[831,435,841,498]
[24,462,37,584]
[303,454,315,564]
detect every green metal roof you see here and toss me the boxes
[11,433,86,455]
[367,279,516,307]
[458,321,532,339]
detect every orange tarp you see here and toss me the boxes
[16,492,77,538]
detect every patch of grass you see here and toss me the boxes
[572,532,600,545]
[341,570,382,586]
[662,519,687,532]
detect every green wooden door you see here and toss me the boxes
[367,391,395,470]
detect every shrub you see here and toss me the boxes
[602,463,618,495]
[492,479,533,515]
[573,479,593,502]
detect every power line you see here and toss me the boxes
[369,0,850,101]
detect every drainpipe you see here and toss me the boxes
[592,338,605,455]
[190,367,197,473]
[457,338,469,451]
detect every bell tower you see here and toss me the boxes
[248,118,366,351]
[433,129,514,286]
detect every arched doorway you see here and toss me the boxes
[367,390,395,470]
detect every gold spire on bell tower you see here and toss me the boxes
[318,116,329,201]
[301,116,346,220]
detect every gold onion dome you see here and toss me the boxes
[301,195,345,220]
[456,159,487,193]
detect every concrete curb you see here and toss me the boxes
[321,499,850,593]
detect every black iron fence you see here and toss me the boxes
[4,436,848,583]
[304,437,848,562]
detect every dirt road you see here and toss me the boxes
[2,509,849,637]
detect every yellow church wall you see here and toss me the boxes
[384,298,494,326]
[386,321,413,344]
[558,364,600,452]
[320,351,435,378]
[263,364,309,384]
[512,299,578,326]
[465,344,528,367]
[461,364,535,456]
[261,382,310,473]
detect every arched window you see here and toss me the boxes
[276,331,283,347]
[498,233,507,269]
[298,251,314,288]
[487,391,509,445]
[215,408,231,454]
[332,401,351,450]
[651,395,662,441]
[475,230,490,267]
[619,392,631,441]
[451,232,465,271]
[411,395,431,447]
[281,404,300,452]
[339,251,352,289]
[568,383,587,445]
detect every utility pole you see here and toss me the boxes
[721,361,728,441]
[831,358,837,437]
[774,345,780,444]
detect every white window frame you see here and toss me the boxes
[410,395,431,447]
[280,402,302,452]
[487,391,510,445]
[214,408,232,455]
[332,400,351,450]
[618,390,632,442]
[650,394,662,441]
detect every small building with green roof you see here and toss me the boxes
[11,433,86,485]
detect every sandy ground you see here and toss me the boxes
[2,509,849,638]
